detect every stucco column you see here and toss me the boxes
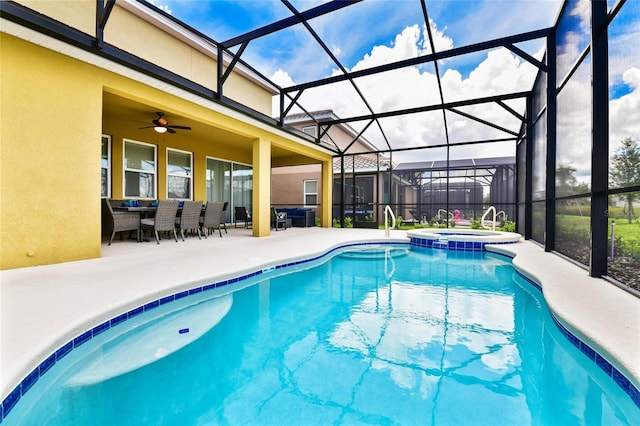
[252,137,271,236]
[321,157,333,227]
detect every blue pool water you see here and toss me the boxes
[5,245,640,425]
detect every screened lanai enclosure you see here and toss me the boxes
[130,0,640,292]
[242,0,637,292]
[4,0,637,291]
[332,155,516,228]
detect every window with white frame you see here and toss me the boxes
[167,148,192,199]
[124,139,156,199]
[304,180,318,206]
[101,134,111,198]
[302,126,317,137]
[302,125,328,144]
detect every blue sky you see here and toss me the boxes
[149,0,561,83]
[146,0,638,164]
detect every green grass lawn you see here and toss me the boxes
[610,220,640,240]
[555,214,640,241]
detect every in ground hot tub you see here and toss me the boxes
[406,229,522,251]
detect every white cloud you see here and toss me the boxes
[610,67,640,150]
[569,0,591,33]
[270,69,295,88]
[272,22,534,163]
[422,19,454,54]
[147,0,172,14]
[268,8,637,167]
[351,25,423,72]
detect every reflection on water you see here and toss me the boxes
[7,248,639,426]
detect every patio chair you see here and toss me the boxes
[401,209,420,226]
[221,201,228,234]
[102,198,140,245]
[200,201,225,238]
[271,207,287,231]
[177,201,204,241]
[234,206,251,228]
[141,200,180,244]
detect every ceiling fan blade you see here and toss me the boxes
[167,128,177,134]
[167,125,191,130]
[139,125,155,129]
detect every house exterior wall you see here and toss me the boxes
[105,6,212,86]
[19,0,95,35]
[0,19,332,269]
[271,165,322,208]
[1,34,104,268]
[19,0,274,116]
[105,2,274,115]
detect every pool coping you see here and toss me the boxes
[0,228,409,415]
[486,243,640,402]
[1,228,639,419]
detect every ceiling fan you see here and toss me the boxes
[139,112,191,134]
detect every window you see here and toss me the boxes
[101,135,111,198]
[304,180,318,206]
[302,126,316,137]
[124,139,156,199]
[167,148,192,199]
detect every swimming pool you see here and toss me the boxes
[3,244,639,424]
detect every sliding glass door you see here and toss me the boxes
[206,158,252,224]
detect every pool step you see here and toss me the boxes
[66,294,233,387]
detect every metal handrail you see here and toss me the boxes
[384,205,396,237]
[437,208,454,222]
[481,206,497,231]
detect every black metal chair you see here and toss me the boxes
[221,201,228,234]
[234,206,251,228]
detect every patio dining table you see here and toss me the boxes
[113,206,157,213]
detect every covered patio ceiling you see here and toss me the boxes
[102,91,322,166]
[139,0,561,162]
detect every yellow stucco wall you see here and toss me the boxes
[106,6,212,88]
[105,3,274,115]
[19,0,95,36]
[1,30,333,269]
[1,34,103,268]
[17,1,274,116]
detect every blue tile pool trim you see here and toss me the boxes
[493,251,640,410]
[0,241,402,422]
[409,236,518,251]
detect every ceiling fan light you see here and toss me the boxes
[154,126,167,134]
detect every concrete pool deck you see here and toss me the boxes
[1,227,639,409]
